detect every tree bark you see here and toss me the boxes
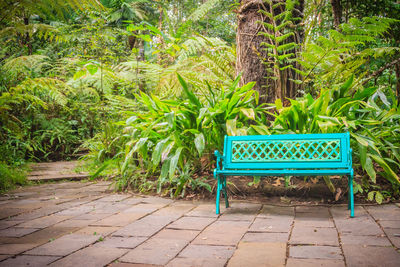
[236,0,304,104]
[330,0,342,29]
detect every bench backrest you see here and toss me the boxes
[222,133,351,170]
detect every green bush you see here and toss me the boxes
[0,163,27,192]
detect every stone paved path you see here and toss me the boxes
[28,161,89,181]
[0,181,399,267]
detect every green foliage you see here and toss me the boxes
[88,76,267,195]
[269,75,400,196]
[0,163,28,192]
[258,0,304,99]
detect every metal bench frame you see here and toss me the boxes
[214,133,354,217]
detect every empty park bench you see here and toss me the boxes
[214,133,354,217]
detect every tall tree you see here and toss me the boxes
[236,0,304,104]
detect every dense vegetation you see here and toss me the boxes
[1,0,399,203]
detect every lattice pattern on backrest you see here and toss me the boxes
[231,139,341,162]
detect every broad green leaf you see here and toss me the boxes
[177,73,201,107]
[73,69,86,80]
[226,119,236,136]
[375,191,383,204]
[152,138,170,167]
[367,191,375,201]
[365,156,376,183]
[194,133,205,156]
[86,64,98,75]
[240,108,255,120]
[169,147,183,180]
[359,143,367,168]
[339,74,354,97]
[275,98,283,112]
[250,125,271,135]
[370,154,400,185]
[161,141,175,162]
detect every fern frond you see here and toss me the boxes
[188,0,221,22]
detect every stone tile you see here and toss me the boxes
[119,230,198,265]
[342,245,400,267]
[0,255,9,261]
[0,227,40,237]
[13,226,78,245]
[340,233,392,246]
[296,206,331,216]
[219,202,261,221]
[286,258,345,267]
[7,205,70,221]
[91,213,145,227]
[153,203,195,217]
[295,212,334,228]
[48,246,127,267]
[17,215,72,229]
[122,203,165,214]
[193,220,252,246]
[178,244,235,260]
[330,206,368,219]
[258,205,294,218]
[119,197,146,205]
[55,205,94,216]
[0,255,59,267]
[140,196,173,205]
[290,227,339,246]
[110,263,162,267]
[119,238,188,265]
[227,242,286,267]
[54,219,97,228]
[112,215,175,237]
[0,243,38,255]
[75,226,119,236]
[0,208,26,219]
[94,236,147,249]
[249,217,293,233]
[0,220,20,230]
[90,203,131,214]
[97,194,132,202]
[289,245,343,260]
[365,204,400,220]
[185,204,221,217]
[334,216,384,236]
[242,232,289,243]
[73,212,113,221]
[153,229,199,241]
[166,257,226,267]
[25,234,99,256]
[378,220,400,228]
[167,216,215,230]
[382,228,400,248]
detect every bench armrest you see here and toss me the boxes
[349,148,353,167]
[214,150,223,179]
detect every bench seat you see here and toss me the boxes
[213,133,354,217]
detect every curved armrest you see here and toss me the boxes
[214,150,223,179]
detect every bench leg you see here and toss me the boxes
[222,176,229,208]
[348,170,355,218]
[216,176,221,214]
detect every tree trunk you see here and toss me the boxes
[330,0,342,29]
[236,0,270,102]
[236,0,304,104]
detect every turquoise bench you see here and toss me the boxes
[214,133,354,217]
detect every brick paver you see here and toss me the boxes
[0,181,399,266]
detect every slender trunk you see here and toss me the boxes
[330,0,342,29]
[396,62,400,102]
[23,17,32,55]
